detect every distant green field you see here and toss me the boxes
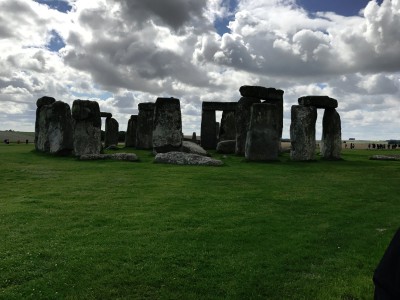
[1,144,399,299]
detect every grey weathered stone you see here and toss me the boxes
[125,115,138,148]
[240,86,284,101]
[202,102,237,111]
[216,140,236,154]
[321,108,342,160]
[191,132,197,143]
[36,96,56,108]
[104,117,119,148]
[136,102,155,150]
[35,99,73,155]
[79,153,138,161]
[200,109,216,150]
[35,96,56,148]
[219,111,236,141]
[298,96,338,109]
[290,105,317,161]
[245,103,280,161]
[263,95,284,142]
[235,97,261,155]
[72,100,102,156]
[154,152,223,166]
[370,155,400,161]
[152,97,183,153]
[100,112,112,118]
[182,141,209,156]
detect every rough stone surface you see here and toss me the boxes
[240,86,284,101]
[72,100,102,156]
[245,103,280,161]
[370,155,400,161]
[216,140,236,154]
[245,104,280,161]
[154,152,223,166]
[290,105,317,161]
[235,97,261,155]
[191,132,197,142]
[136,102,155,149]
[298,96,338,109]
[152,97,183,153]
[36,96,55,108]
[219,111,236,141]
[35,99,73,155]
[202,102,237,111]
[104,117,119,148]
[201,109,216,150]
[125,115,138,147]
[80,153,138,161]
[182,141,209,156]
[263,95,284,141]
[100,112,112,118]
[321,108,342,160]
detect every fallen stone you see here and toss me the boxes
[181,141,209,156]
[216,140,236,154]
[370,155,400,161]
[154,152,223,166]
[298,96,338,109]
[79,153,138,161]
[239,86,284,101]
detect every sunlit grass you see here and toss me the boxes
[1,144,399,299]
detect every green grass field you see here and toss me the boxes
[1,144,399,299]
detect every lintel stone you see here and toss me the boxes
[298,96,338,109]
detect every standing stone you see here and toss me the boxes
[125,115,138,148]
[235,97,261,155]
[136,102,155,150]
[200,108,216,150]
[192,132,197,143]
[35,96,55,151]
[263,92,284,142]
[290,105,317,161]
[72,100,102,156]
[219,111,236,141]
[104,117,119,148]
[321,108,342,160]
[35,98,73,155]
[245,104,280,161]
[152,97,183,153]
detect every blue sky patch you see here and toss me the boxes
[214,0,238,36]
[47,30,66,52]
[34,0,72,13]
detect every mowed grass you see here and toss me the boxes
[1,144,399,299]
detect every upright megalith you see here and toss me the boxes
[125,115,138,148]
[245,103,280,161]
[35,97,74,155]
[321,108,342,160]
[290,105,317,161]
[152,97,183,153]
[240,85,285,142]
[35,96,56,151]
[219,111,236,141]
[71,100,101,156]
[235,97,261,155]
[136,102,155,150]
[104,117,119,148]
[201,108,216,150]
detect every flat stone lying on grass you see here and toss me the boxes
[370,155,400,161]
[154,152,223,166]
[216,140,236,154]
[80,153,138,161]
[181,141,209,156]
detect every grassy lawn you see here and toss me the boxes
[1,144,399,299]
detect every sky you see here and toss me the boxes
[0,0,399,140]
